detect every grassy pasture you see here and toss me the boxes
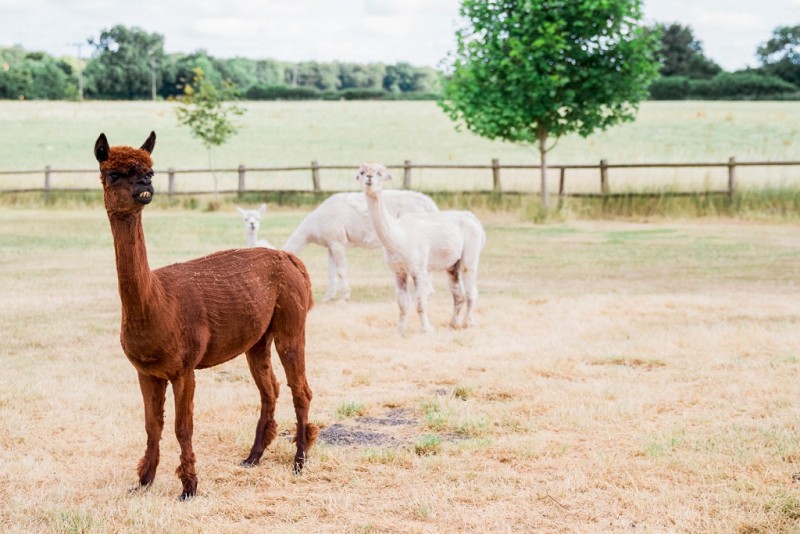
[1,205,800,532]
[1,100,799,194]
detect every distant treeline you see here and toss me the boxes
[647,23,800,101]
[0,25,442,101]
[2,22,799,102]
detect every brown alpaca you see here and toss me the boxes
[94,131,317,500]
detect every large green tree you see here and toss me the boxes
[757,24,800,87]
[84,25,166,99]
[440,0,659,208]
[653,23,721,79]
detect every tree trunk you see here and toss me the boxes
[538,130,549,210]
[207,147,219,197]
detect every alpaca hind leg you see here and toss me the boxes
[462,262,479,328]
[171,371,197,500]
[413,272,435,333]
[394,273,410,336]
[136,372,167,488]
[242,331,280,467]
[447,262,467,329]
[272,302,317,474]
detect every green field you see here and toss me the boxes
[1,100,799,194]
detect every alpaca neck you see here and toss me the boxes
[283,226,308,253]
[365,190,405,250]
[108,212,159,319]
[246,229,258,247]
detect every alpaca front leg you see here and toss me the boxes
[413,272,435,333]
[394,273,410,336]
[323,247,340,302]
[136,372,167,488]
[171,372,197,500]
[242,334,279,467]
[330,242,351,301]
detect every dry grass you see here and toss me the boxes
[2,206,800,532]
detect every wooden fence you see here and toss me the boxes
[2,158,800,200]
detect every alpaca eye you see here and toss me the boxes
[108,172,120,182]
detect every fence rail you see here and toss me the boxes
[2,158,800,199]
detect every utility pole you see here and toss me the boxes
[147,48,158,100]
[67,42,84,101]
[150,58,158,100]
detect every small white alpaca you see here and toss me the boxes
[283,189,438,301]
[356,161,486,335]
[237,204,274,248]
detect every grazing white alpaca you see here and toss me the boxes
[237,204,274,248]
[356,161,486,335]
[283,189,438,301]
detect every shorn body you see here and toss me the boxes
[283,189,438,301]
[95,132,317,499]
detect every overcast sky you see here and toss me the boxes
[1,0,797,71]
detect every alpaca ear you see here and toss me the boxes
[384,173,393,181]
[237,207,246,218]
[140,131,156,154]
[258,204,267,215]
[94,133,109,163]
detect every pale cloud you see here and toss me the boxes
[0,0,793,70]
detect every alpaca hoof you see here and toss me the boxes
[240,458,260,468]
[128,483,150,494]
[293,452,307,475]
[178,491,195,501]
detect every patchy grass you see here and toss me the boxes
[335,401,367,420]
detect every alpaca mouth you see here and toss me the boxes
[134,187,155,204]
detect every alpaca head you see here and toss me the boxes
[356,161,391,197]
[94,132,156,215]
[237,204,267,235]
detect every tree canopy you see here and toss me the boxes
[757,24,800,86]
[84,25,166,99]
[651,23,721,79]
[440,0,660,208]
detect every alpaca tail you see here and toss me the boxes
[285,251,314,312]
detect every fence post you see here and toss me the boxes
[728,156,737,200]
[600,159,609,194]
[238,164,246,194]
[558,167,566,198]
[491,158,501,193]
[311,160,320,192]
[168,168,175,198]
[403,160,412,189]
[44,165,51,201]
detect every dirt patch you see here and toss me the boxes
[320,408,418,447]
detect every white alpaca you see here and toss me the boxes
[283,189,438,301]
[237,204,274,248]
[356,161,486,335]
